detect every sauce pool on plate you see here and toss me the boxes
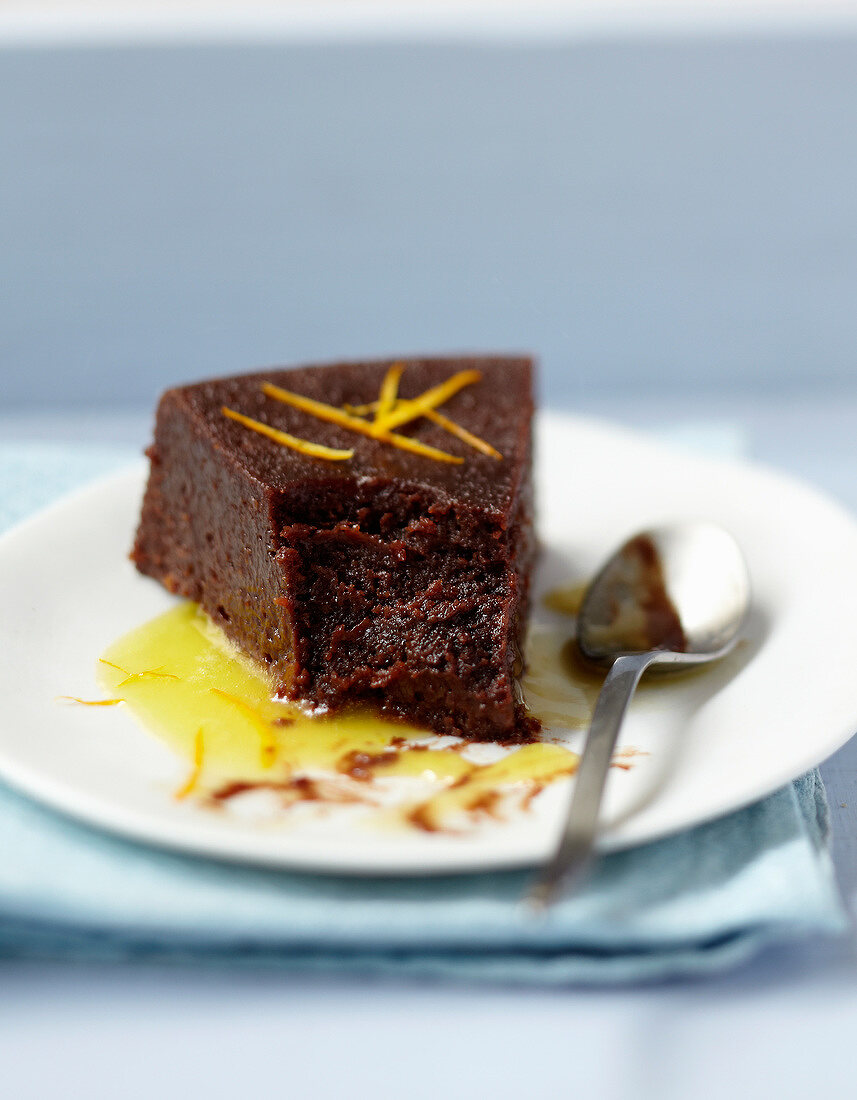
[92,602,582,833]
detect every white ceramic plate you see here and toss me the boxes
[1,411,856,874]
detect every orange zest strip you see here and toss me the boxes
[374,362,405,422]
[261,382,384,436]
[423,408,503,460]
[119,670,180,688]
[58,696,123,706]
[372,370,481,432]
[99,658,129,675]
[222,406,354,461]
[343,400,500,459]
[209,688,278,768]
[261,382,462,464]
[175,727,205,800]
[374,431,463,464]
[99,658,180,688]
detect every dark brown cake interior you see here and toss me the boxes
[132,356,537,741]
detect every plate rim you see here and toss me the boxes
[1,410,856,874]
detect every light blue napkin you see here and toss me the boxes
[0,443,848,984]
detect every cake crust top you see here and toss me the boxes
[161,356,534,519]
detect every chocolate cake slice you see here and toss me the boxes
[132,356,537,740]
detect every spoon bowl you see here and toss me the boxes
[578,522,750,668]
[528,522,751,910]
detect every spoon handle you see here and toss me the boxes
[527,652,654,910]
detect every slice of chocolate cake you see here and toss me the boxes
[132,356,537,740]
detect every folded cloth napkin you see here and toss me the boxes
[0,442,848,984]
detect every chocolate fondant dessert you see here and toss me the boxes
[132,356,537,741]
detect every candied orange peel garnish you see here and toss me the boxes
[98,658,180,688]
[261,382,390,437]
[422,408,502,460]
[345,397,502,460]
[209,688,279,768]
[99,659,129,674]
[260,382,463,464]
[222,406,354,461]
[175,727,205,800]
[374,361,405,422]
[366,428,463,464]
[58,696,124,706]
[371,369,481,433]
[222,365,501,464]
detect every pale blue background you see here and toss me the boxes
[2,35,857,411]
[3,31,857,1100]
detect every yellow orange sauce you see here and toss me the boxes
[93,603,586,834]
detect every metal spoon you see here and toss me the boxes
[527,522,751,910]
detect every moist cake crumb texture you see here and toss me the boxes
[131,356,538,741]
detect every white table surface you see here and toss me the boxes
[2,392,857,1100]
